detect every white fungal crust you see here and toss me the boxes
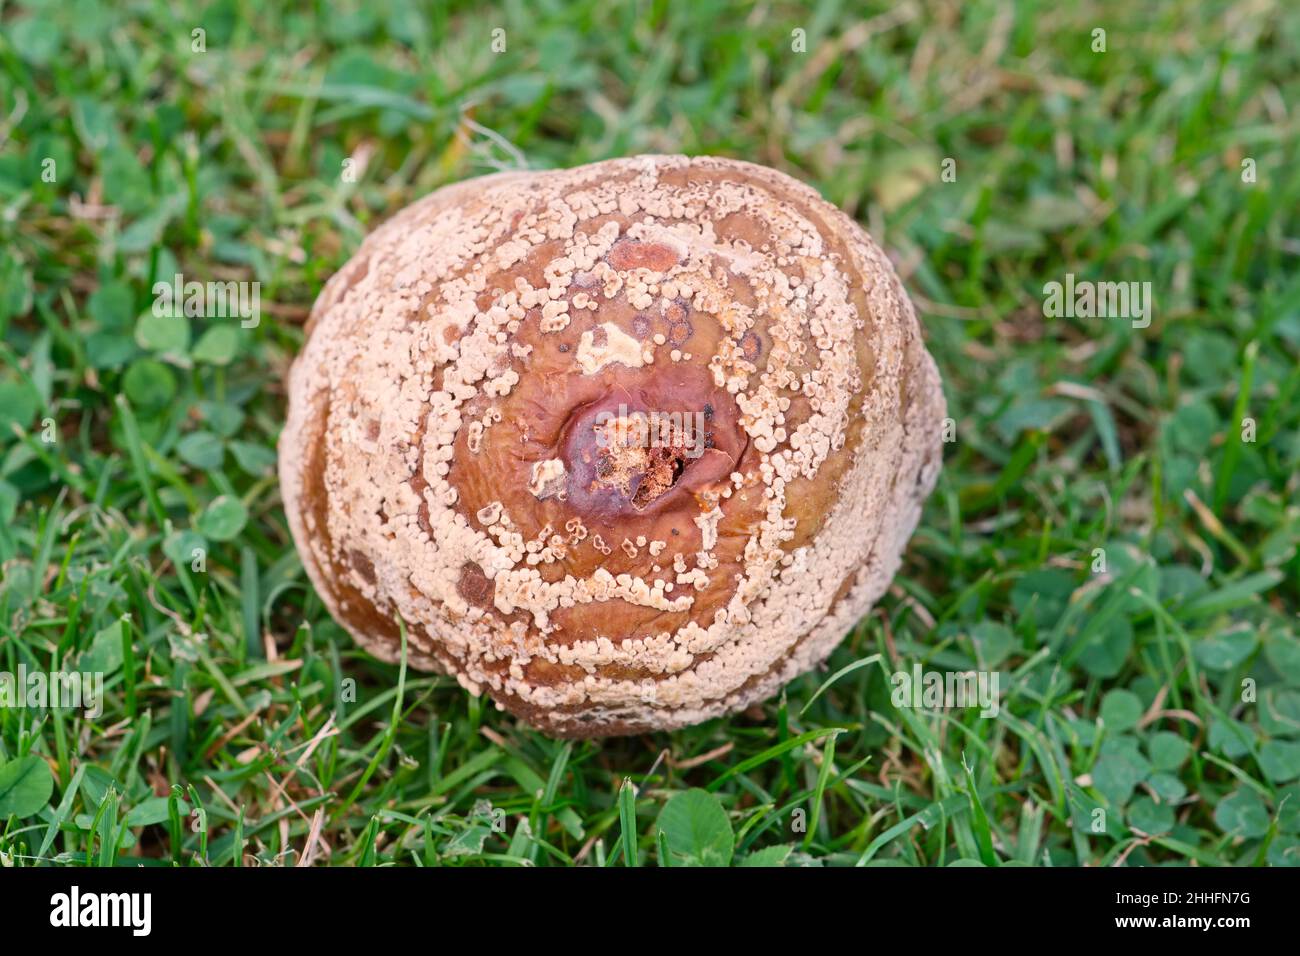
[278,155,946,737]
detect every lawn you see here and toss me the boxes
[1,0,1298,867]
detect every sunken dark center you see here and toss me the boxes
[591,412,712,509]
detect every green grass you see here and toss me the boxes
[1,0,1299,867]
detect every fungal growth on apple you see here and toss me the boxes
[279,155,946,737]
